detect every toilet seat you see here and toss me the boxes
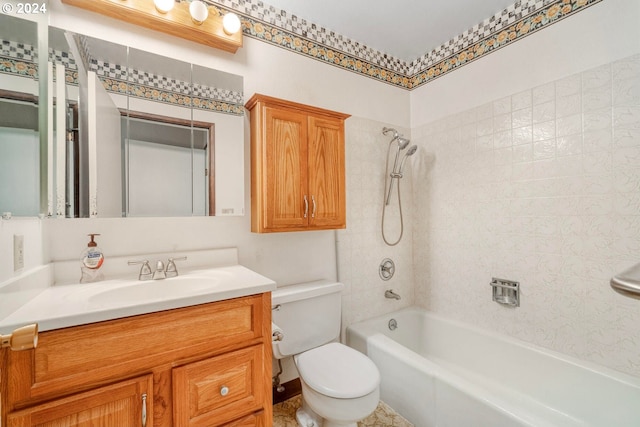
[294,342,380,399]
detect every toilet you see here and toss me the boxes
[272,280,380,427]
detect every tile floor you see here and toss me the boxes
[273,395,414,427]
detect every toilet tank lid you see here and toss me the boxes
[271,280,344,305]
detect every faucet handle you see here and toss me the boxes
[128,260,152,280]
[152,260,167,280]
[165,256,187,278]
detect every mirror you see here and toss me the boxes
[56,29,245,218]
[2,17,245,218]
[0,14,40,217]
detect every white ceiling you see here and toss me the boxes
[262,0,517,62]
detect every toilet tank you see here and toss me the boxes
[271,280,344,359]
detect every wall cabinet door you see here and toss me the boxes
[308,115,346,229]
[247,94,350,233]
[264,106,308,230]
[7,375,152,427]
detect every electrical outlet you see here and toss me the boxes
[14,234,24,271]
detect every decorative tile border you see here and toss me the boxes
[0,40,37,79]
[95,63,244,115]
[0,37,244,116]
[1,0,604,94]
[1,39,36,62]
[409,0,602,88]
[212,0,408,73]
[212,0,602,90]
[101,77,244,115]
[83,39,245,115]
[0,56,37,79]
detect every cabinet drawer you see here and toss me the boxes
[9,294,266,403]
[173,345,264,427]
[223,411,265,426]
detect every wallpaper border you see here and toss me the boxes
[213,0,603,91]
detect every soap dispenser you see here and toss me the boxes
[80,234,104,283]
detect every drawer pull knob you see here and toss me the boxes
[220,386,230,396]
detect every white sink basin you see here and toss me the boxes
[0,262,276,333]
[89,276,220,305]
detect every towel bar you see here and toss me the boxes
[611,261,640,300]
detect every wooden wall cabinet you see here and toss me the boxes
[246,94,350,233]
[1,293,272,427]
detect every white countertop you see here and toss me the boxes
[0,264,276,333]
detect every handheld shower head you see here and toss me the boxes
[398,145,418,173]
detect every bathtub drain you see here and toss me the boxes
[388,318,397,331]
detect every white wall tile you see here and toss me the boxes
[412,54,640,378]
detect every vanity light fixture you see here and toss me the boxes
[154,0,174,13]
[189,0,208,25]
[223,12,241,35]
[61,0,243,53]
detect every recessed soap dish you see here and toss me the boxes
[490,278,520,307]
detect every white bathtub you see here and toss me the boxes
[346,307,640,427]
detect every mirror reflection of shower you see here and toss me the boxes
[381,127,417,246]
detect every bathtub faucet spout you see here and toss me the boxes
[385,289,401,300]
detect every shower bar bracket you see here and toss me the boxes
[490,278,520,307]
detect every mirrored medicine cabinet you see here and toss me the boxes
[0,12,245,219]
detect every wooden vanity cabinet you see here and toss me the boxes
[6,375,153,427]
[0,293,272,427]
[246,94,350,233]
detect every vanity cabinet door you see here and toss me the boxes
[173,345,264,427]
[7,374,152,427]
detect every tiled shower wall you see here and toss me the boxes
[338,118,415,332]
[412,54,640,377]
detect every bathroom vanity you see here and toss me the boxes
[0,250,276,427]
[2,295,271,426]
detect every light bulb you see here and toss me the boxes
[154,0,174,13]
[222,12,241,35]
[189,0,209,25]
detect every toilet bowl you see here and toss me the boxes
[294,342,380,427]
[271,281,381,427]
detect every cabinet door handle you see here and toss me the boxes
[311,195,316,218]
[303,195,308,218]
[141,393,147,427]
[220,386,230,396]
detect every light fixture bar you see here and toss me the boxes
[61,0,243,53]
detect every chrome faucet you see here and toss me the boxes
[152,260,166,280]
[385,289,401,300]
[129,256,188,280]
